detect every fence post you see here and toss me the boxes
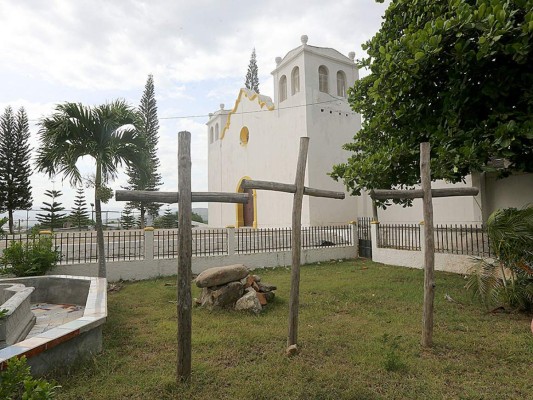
[227,226,235,255]
[370,220,379,260]
[144,227,154,260]
[350,221,358,255]
[418,221,426,269]
[419,221,426,253]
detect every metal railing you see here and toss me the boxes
[357,217,371,240]
[236,225,352,254]
[154,228,228,259]
[1,224,354,265]
[375,222,491,258]
[434,224,491,257]
[378,224,421,251]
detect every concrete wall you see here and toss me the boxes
[484,172,533,217]
[51,245,358,282]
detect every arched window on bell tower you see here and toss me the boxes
[279,75,287,102]
[319,65,329,93]
[291,66,300,95]
[337,70,347,97]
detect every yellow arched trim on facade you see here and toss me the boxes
[235,176,258,229]
[220,88,275,140]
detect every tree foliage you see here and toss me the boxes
[69,187,91,229]
[1,234,62,277]
[125,75,163,227]
[0,106,33,233]
[120,207,136,230]
[36,189,66,231]
[154,208,177,229]
[332,0,533,206]
[36,100,146,278]
[245,48,260,93]
[466,206,533,311]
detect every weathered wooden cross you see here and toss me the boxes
[116,132,344,381]
[369,142,478,348]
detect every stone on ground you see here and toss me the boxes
[195,264,249,288]
[199,281,244,309]
[234,289,262,314]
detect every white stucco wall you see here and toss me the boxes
[484,172,533,216]
[373,176,482,224]
[207,39,361,227]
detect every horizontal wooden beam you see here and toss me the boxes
[241,179,345,200]
[370,187,479,200]
[115,190,250,204]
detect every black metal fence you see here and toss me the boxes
[377,223,421,251]
[153,228,228,258]
[375,222,491,258]
[0,231,144,264]
[434,224,491,257]
[236,227,291,253]
[1,225,354,265]
[236,225,352,254]
[357,217,371,241]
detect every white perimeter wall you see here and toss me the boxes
[50,246,357,283]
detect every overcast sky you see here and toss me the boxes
[0,0,387,223]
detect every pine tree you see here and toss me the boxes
[0,107,33,234]
[69,187,91,229]
[120,207,135,230]
[245,48,260,93]
[125,74,163,228]
[36,190,66,231]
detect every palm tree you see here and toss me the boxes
[36,100,146,278]
[466,206,533,311]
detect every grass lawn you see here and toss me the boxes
[53,259,533,399]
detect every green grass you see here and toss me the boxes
[53,259,533,399]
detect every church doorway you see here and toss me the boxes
[242,188,254,227]
[236,177,257,228]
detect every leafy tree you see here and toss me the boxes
[245,48,260,93]
[36,190,66,231]
[36,100,146,278]
[192,212,204,224]
[120,207,135,230]
[331,0,533,207]
[0,107,32,234]
[154,208,177,229]
[124,74,163,228]
[69,187,91,229]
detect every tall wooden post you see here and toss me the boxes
[287,137,309,350]
[177,131,192,381]
[420,142,435,347]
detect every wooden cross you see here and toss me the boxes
[115,133,344,381]
[369,142,479,348]
[240,137,345,353]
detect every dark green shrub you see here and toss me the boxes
[1,235,61,277]
[0,356,59,399]
[467,206,533,311]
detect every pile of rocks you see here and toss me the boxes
[194,264,276,313]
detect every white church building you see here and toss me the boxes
[207,36,362,228]
[207,36,533,228]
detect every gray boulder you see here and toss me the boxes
[234,290,262,314]
[198,281,244,309]
[195,264,249,288]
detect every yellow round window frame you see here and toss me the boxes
[240,126,249,146]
